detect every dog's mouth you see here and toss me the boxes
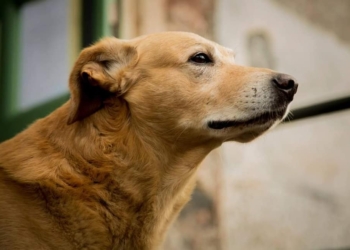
[207,109,286,130]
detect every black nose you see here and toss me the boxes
[272,74,298,101]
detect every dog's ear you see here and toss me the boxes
[67,38,137,125]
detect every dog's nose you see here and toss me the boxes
[272,74,298,101]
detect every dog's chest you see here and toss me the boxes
[44,175,195,250]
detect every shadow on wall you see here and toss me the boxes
[163,186,221,250]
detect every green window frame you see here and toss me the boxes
[0,0,113,142]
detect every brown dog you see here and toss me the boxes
[0,32,297,250]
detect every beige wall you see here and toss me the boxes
[214,1,350,249]
[218,110,350,249]
[120,0,214,39]
[216,0,350,108]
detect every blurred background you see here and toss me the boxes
[1,0,350,249]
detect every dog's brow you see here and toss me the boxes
[227,49,236,57]
[193,42,205,46]
[211,45,233,59]
[191,43,211,51]
[226,48,236,58]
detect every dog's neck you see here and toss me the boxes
[62,99,214,179]
[0,99,217,248]
[1,99,214,189]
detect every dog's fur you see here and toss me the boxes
[0,32,297,250]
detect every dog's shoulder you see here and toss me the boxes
[0,167,75,249]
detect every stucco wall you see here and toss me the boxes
[219,110,350,249]
[211,1,350,249]
[216,0,350,108]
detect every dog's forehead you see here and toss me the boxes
[133,32,212,48]
[135,32,210,44]
[130,32,233,61]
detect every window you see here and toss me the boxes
[0,0,117,141]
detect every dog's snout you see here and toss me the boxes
[272,74,298,100]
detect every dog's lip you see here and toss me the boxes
[207,109,286,130]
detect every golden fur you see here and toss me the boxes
[0,32,297,249]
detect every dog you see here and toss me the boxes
[0,32,297,249]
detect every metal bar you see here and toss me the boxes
[287,96,350,122]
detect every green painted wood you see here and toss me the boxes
[82,0,111,47]
[0,0,111,142]
[0,0,21,119]
[0,94,69,142]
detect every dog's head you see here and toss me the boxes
[67,32,297,144]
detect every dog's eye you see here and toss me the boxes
[190,53,212,64]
